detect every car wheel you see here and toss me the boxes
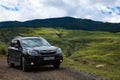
[7,55,15,67]
[53,64,60,69]
[8,62,15,67]
[22,57,29,72]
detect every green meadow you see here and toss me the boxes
[0,27,120,80]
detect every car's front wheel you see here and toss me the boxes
[22,57,29,72]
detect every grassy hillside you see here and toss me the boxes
[1,17,120,32]
[0,27,120,80]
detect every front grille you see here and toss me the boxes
[41,52,56,55]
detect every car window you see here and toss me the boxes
[21,38,51,48]
[10,40,17,47]
[10,40,21,48]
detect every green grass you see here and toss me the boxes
[68,40,120,80]
[0,27,120,80]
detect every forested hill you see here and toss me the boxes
[0,17,120,32]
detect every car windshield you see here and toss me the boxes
[21,38,51,48]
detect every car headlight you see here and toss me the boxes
[56,48,62,54]
[27,50,38,56]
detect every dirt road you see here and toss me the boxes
[0,58,105,80]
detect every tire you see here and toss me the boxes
[8,62,15,67]
[53,64,60,69]
[22,57,29,72]
[7,55,15,67]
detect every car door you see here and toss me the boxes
[13,40,22,64]
[9,40,22,64]
[8,40,16,63]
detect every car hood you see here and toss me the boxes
[25,46,58,52]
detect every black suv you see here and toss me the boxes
[7,36,63,71]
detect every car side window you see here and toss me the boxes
[10,40,21,48]
[10,41,16,47]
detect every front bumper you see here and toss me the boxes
[25,54,63,66]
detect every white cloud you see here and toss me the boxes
[0,0,120,23]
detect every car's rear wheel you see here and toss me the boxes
[8,62,15,67]
[53,63,60,69]
[22,57,29,72]
[7,55,15,67]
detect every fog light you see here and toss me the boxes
[60,60,63,62]
[31,62,34,65]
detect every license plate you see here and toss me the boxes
[44,57,55,60]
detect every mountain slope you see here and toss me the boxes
[0,17,120,32]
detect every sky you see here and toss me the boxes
[0,0,120,23]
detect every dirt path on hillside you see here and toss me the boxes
[0,58,105,80]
